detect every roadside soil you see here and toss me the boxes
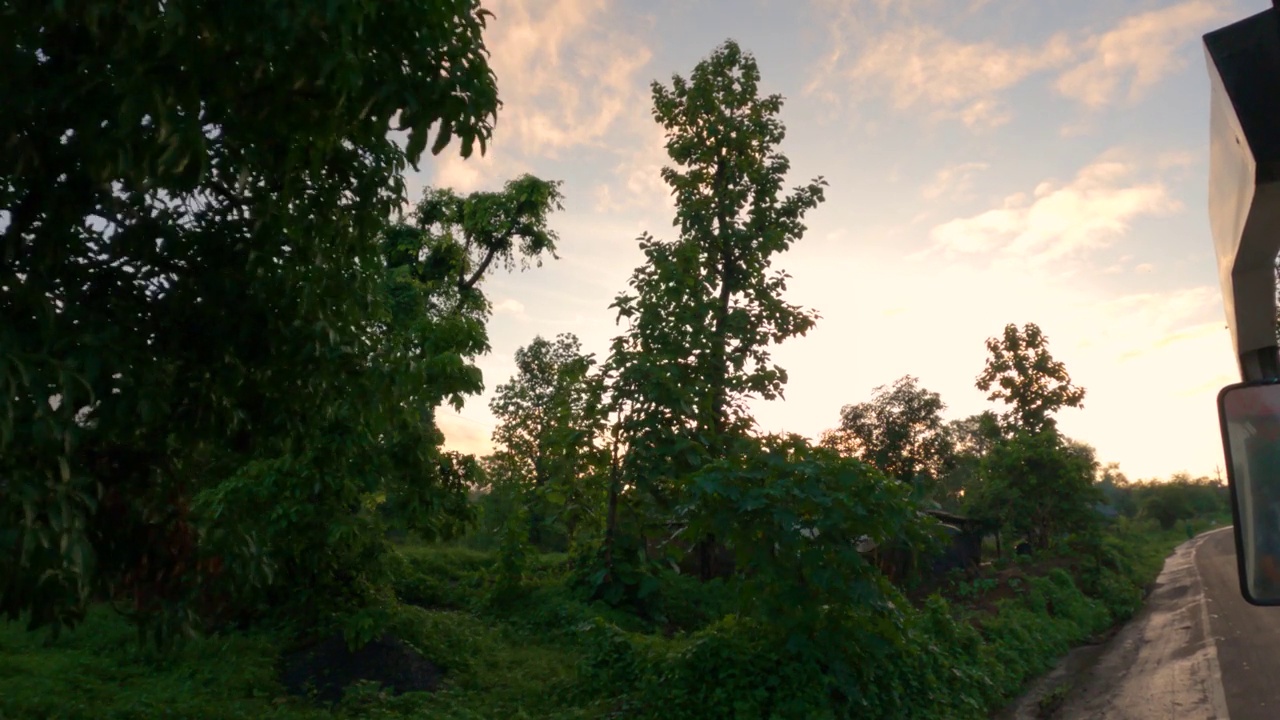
[995,530,1228,720]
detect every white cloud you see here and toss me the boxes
[594,122,674,214]
[1056,1,1229,107]
[922,161,989,200]
[492,298,527,317]
[808,0,1228,127]
[487,0,652,155]
[1157,149,1199,170]
[430,152,498,194]
[424,0,653,190]
[926,155,1181,263]
[840,25,1073,128]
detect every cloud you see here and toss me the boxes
[430,152,501,194]
[808,0,1227,127]
[593,122,674,214]
[1097,288,1222,362]
[922,161,989,200]
[424,0,653,190]
[755,247,1235,479]
[487,0,652,154]
[492,298,527,317]
[837,25,1073,128]
[1056,1,1229,107]
[925,155,1181,263]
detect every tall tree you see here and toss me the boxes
[2,0,504,634]
[607,39,826,504]
[971,325,1096,551]
[367,175,564,538]
[489,333,606,548]
[821,376,954,490]
[976,323,1085,434]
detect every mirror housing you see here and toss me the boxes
[1219,381,1280,604]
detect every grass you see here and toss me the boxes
[0,608,318,720]
[0,548,614,720]
[0,515,1232,719]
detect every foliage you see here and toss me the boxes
[489,333,607,550]
[976,323,1085,435]
[965,323,1098,551]
[1130,474,1228,530]
[1095,462,1139,517]
[680,434,936,639]
[968,429,1101,551]
[407,174,564,303]
[193,173,561,635]
[935,411,1003,511]
[572,565,1123,720]
[1,0,504,636]
[491,500,532,600]
[0,514,1215,720]
[821,375,955,493]
[606,39,826,509]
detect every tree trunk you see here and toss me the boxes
[529,455,546,548]
[602,441,622,583]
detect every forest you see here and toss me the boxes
[0,2,1231,718]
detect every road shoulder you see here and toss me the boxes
[999,529,1229,720]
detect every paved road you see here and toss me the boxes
[1197,526,1280,720]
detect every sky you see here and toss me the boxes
[417,0,1269,482]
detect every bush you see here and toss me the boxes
[387,605,494,677]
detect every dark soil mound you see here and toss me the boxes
[280,632,441,704]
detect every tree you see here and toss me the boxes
[598,41,826,586]
[970,326,1096,551]
[938,411,1002,512]
[2,0,505,635]
[1132,473,1228,529]
[607,39,826,505]
[970,430,1100,550]
[489,333,607,549]
[976,323,1085,434]
[820,376,954,494]
[1095,462,1137,517]
[680,434,930,641]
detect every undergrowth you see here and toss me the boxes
[0,518,1225,719]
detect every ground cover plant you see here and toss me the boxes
[0,510,1224,720]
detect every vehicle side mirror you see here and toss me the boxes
[1219,381,1280,604]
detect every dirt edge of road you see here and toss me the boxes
[996,528,1231,720]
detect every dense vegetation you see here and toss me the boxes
[1,3,1233,718]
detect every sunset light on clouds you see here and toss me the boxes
[420,0,1259,482]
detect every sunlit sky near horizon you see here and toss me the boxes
[418,0,1267,482]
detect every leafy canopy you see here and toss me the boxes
[1,0,503,635]
[970,430,1101,550]
[821,375,955,489]
[976,323,1085,435]
[607,39,826,504]
[489,333,607,548]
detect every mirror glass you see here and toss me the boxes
[1219,381,1280,604]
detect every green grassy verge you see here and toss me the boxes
[0,516,1229,720]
